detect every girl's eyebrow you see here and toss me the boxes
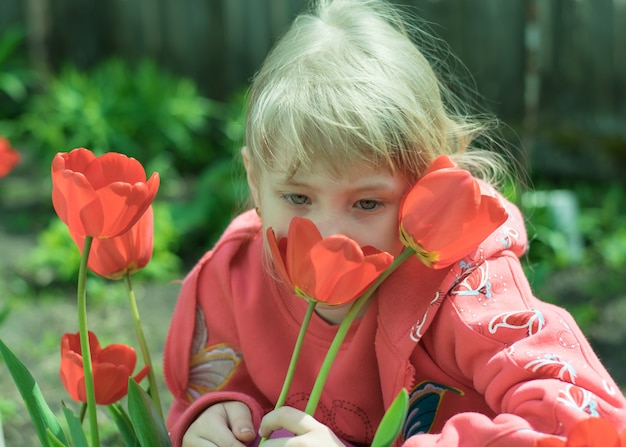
[351,182,399,193]
[278,177,401,193]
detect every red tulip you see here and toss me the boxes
[0,137,20,178]
[60,331,149,405]
[51,148,160,238]
[71,205,154,280]
[534,417,626,447]
[399,155,508,269]
[266,217,394,305]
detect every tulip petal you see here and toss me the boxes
[399,155,508,269]
[90,236,129,278]
[430,194,508,267]
[534,437,566,447]
[301,237,391,305]
[133,364,150,384]
[0,137,21,178]
[565,418,619,447]
[299,237,365,303]
[60,331,101,359]
[98,343,138,372]
[267,217,393,305]
[51,148,160,238]
[60,351,86,402]
[267,227,293,287]
[59,331,144,405]
[287,217,324,281]
[84,152,148,188]
[52,148,96,176]
[73,206,154,279]
[619,427,626,446]
[52,170,105,236]
[402,169,478,249]
[59,331,103,402]
[93,363,133,405]
[95,175,159,238]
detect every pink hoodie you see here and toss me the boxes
[163,199,626,446]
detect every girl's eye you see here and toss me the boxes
[283,193,310,205]
[355,199,382,211]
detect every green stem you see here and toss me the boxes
[304,248,414,415]
[125,272,164,419]
[77,236,100,447]
[259,298,317,446]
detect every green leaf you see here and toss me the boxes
[46,429,69,447]
[371,388,409,447]
[0,339,68,446]
[108,402,140,447]
[62,404,89,447]
[127,380,172,447]
[0,303,10,326]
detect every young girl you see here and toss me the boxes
[163,0,626,445]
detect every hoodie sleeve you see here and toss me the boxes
[163,211,267,445]
[402,251,626,447]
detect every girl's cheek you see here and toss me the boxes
[389,239,406,257]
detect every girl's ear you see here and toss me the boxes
[241,146,260,207]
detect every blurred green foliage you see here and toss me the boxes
[16,58,218,181]
[0,28,32,101]
[522,181,626,332]
[0,26,35,129]
[0,304,9,327]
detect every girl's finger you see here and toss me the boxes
[259,407,319,437]
[224,402,256,442]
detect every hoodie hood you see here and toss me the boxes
[466,186,528,266]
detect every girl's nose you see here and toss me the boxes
[313,214,350,240]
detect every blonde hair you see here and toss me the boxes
[245,0,511,186]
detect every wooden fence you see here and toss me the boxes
[1,0,626,133]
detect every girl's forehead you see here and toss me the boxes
[269,144,394,173]
[266,161,405,188]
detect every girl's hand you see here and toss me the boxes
[182,401,256,447]
[259,406,346,446]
